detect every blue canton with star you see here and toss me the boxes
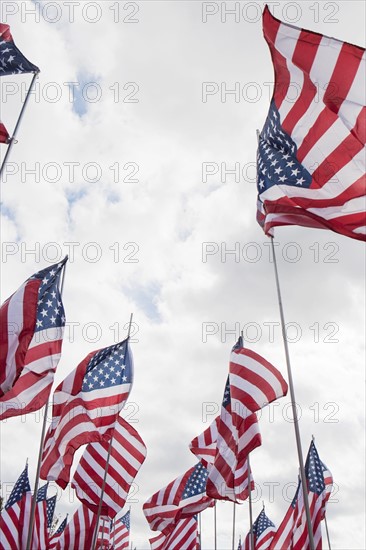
[54,516,67,535]
[5,466,30,509]
[253,509,275,537]
[36,482,48,502]
[182,462,208,500]
[46,495,57,528]
[222,376,231,409]
[31,261,66,333]
[82,339,133,392]
[0,26,39,76]
[305,442,326,495]
[257,100,312,194]
[120,510,130,530]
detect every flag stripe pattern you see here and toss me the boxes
[189,416,219,468]
[143,462,213,535]
[72,415,147,518]
[0,23,39,75]
[0,259,67,420]
[48,504,97,549]
[269,481,300,550]
[111,511,130,550]
[0,465,32,550]
[150,517,199,550]
[257,6,366,241]
[40,338,133,488]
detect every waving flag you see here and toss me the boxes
[111,511,130,550]
[48,504,97,549]
[206,377,260,502]
[0,464,32,550]
[97,520,110,549]
[72,415,147,518]
[269,481,300,550]
[0,259,67,420]
[143,462,214,535]
[0,24,39,76]
[189,416,219,468]
[31,483,49,550]
[257,6,366,241]
[244,508,276,550]
[0,121,9,143]
[40,338,133,488]
[48,515,67,549]
[150,517,199,550]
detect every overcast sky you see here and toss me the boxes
[0,1,365,548]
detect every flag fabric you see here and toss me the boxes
[46,495,57,529]
[0,465,32,550]
[321,461,333,519]
[72,415,147,518]
[97,520,110,549]
[292,442,329,550]
[31,482,49,550]
[189,416,220,468]
[0,121,9,143]
[48,515,67,549]
[206,376,261,502]
[111,511,130,550]
[230,345,288,413]
[40,337,134,488]
[0,24,39,76]
[244,508,276,550]
[257,6,366,242]
[143,462,214,535]
[150,517,199,550]
[269,481,300,550]
[48,504,97,549]
[0,259,67,421]
[237,537,243,550]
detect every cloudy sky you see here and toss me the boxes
[0,1,365,548]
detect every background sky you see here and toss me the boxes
[0,1,365,548]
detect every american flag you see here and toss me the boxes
[0,121,9,143]
[48,504,97,549]
[321,461,333,519]
[111,511,130,550]
[257,6,366,242]
[292,442,329,550]
[269,481,300,550]
[150,517,199,550]
[189,416,219,468]
[0,464,32,550]
[46,495,57,529]
[230,345,288,413]
[0,259,67,420]
[143,462,214,535]
[31,482,49,549]
[206,377,260,502]
[97,519,111,549]
[0,23,39,76]
[48,515,67,549]
[72,415,147,518]
[244,508,276,550]
[40,337,133,488]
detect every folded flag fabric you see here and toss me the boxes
[0,23,39,76]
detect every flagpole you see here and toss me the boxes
[0,71,39,180]
[247,456,254,550]
[198,512,202,549]
[232,501,236,550]
[25,257,68,550]
[213,503,217,550]
[324,516,332,550]
[270,236,315,550]
[92,314,134,550]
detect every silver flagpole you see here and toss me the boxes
[0,71,39,180]
[92,314,134,550]
[270,235,315,550]
[26,257,68,550]
[324,516,332,550]
[198,512,202,548]
[213,503,217,550]
[232,501,236,550]
[247,456,254,550]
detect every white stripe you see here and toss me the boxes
[308,195,366,219]
[2,283,26,393]
[338,51,366,131]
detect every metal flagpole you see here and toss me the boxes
[92,314,134,550]
[213,503,217,550]
[0,71,39,180]
[232,501,236,550]
[270,236,315,550]
[247,456,254,550]
[198,512,202,549]
[26,257,68,550]
[324,516,332,550]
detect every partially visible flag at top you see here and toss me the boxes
[143,462,214,535]
[40,337,134,488]
[0,24,39,76]
[244,508,276,550]
[0,258,67,421]
[0,464,32,550]
[150,517,199,550]
[111,511,130,550]
[0,121,10,143]
[72,415,147,518]
[257,6,366,242]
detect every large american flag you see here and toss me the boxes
[150,517,199,550]
[257,6,366,241]
[0,23,39,76]
[244,508,276,550]
[72,415,147,518]
[47,504,97,549]
[0,464,32,550]
[0,259,67,420]
[40,338,133,488]
[206,377,260,502]
[111,511,130,550]
[143,462,214,535]
[189,416,220,468]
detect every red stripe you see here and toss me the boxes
[297,107,338,162]
[0,298,11,388]
[231,362,278,409]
